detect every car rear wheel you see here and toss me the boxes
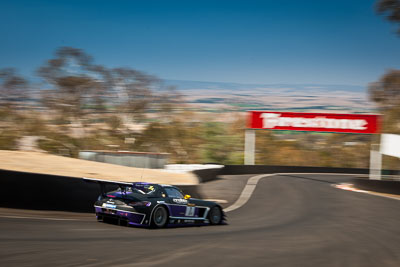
[208,206,222,225]
[152,206,168,228]
[96,214,103,222]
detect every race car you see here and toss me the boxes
[84,178,225,228]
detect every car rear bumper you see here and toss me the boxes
[95,206,146,225]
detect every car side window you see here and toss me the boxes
[164,187,184,199]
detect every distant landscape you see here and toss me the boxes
[165,80,375,114]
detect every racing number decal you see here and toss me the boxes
[185,206,195,217]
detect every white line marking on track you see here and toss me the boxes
[366,193,400,201]
[224,174,275,212]
[333,183,368,193]
[333,183,400,201]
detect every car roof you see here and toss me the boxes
[160,184,174,187]
[132,182,174,188]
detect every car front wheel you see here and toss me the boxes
[208,206,222,225]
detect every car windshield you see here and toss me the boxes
[164,187,184,198]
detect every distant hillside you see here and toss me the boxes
[163,79,374,113]
[164,79,366,93]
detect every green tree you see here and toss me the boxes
[376,0,400,34]
[369,70,400,134]
[37,47,109,125]
[200,122,235,164]
[110,67,156,122]
[373,1,400,129]
[0,68,29,110]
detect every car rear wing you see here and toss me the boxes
[83,177,133,197]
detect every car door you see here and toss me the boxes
[163,187,195,218]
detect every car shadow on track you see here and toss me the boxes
[99,217,228,229]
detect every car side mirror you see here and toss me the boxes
[184,194,191,200]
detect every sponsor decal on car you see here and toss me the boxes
[185,206,195,216]
[173,198,188,204]
[102,203,117,209]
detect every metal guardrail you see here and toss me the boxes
[79,150,168,169]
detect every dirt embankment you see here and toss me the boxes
[0,150,198,185]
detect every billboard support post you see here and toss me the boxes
[369,144,382,180]
[244,129,255,165]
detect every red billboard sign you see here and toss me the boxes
[248,111,380,134]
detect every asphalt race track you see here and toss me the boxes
[1,174,400,267]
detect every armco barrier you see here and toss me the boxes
[0,169,202,212]
[0,169,115,212]
[179,165,378,184]
[220,165,372,175]
[192,167,224,183]
[353,178,400,195]
[176,165,394,184]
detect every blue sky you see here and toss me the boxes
[1,0,400,87]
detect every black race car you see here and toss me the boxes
[84,178,225,228]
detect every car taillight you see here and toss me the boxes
[129,201,151,207]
